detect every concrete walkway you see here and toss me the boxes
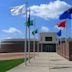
[7,52,72,72]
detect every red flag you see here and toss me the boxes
[57,20,66,28]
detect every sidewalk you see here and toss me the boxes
[7,52,72,72]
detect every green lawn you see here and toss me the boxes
[0,58,28,72]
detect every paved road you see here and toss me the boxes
[7,52,72,72]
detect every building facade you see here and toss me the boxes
[57,38,72,61]
[1,32,72,61]
[0,39,38,53]
[0,32,57,53]
[39,32,57,52]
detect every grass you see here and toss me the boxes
[0,58,28,72]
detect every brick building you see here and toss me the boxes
[0,32,57,53]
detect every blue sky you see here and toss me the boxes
[0,0,72,40]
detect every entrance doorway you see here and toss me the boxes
[43,44,56,52]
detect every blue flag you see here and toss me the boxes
[57,30,61,36]
[60,7,72,20]
[67,7,72,13]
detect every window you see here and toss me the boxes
[45,37,52,41]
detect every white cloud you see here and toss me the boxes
[41,26,49,32]
[30,0,71,19]
[5,37,12,39]
[0,37,13,41]
[10,0,71,19]
[2,27,22,34]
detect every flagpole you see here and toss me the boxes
[71,14,72,38]
[34,19,39,56]
[33,21,36,59]
[24,1,28,66]
[37,41,39,56]
[28,26,30,63]
[37,33,39,56]
[28,8,31,63]
[34,34,36,59]
[65,19,67,58]
[37,23,39,56]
